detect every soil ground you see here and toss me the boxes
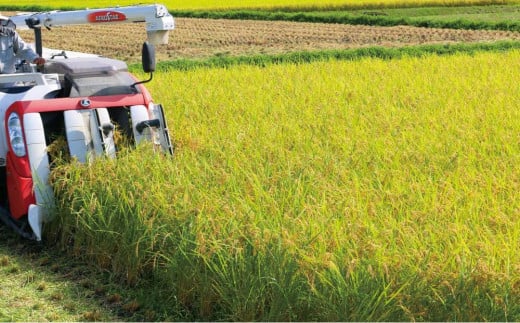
[14,17,520,63]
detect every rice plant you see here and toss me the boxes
[51,50,520,320]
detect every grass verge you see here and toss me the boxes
[128,40,520,72]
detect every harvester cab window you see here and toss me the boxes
[0,85,33,93]
[67,72,137,97]
[45,57,139,97]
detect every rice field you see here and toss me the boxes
[5,0,519,10]
[2,0,520,319]
[50,50,520,320]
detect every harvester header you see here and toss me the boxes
[0,4,174,241]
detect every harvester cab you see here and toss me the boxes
[0,5,175,241]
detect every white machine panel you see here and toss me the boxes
[23,113,54,208]
[130,105,151,145]
[64,110,93,163]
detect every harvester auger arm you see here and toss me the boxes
[9,4,175,56]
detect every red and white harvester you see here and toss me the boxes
[0,5,174,241]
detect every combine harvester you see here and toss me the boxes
[0,5,175,241]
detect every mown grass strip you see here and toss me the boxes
[129,40,520,72]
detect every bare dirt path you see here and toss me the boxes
[14,17,520,63]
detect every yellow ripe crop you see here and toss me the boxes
[10,0,518,10]
[149,51,520,270]
[53,50,520,320]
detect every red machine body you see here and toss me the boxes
[0,5,174,240]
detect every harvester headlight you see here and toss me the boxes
[7,113,26,157]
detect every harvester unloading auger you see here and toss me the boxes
[0,5,175,241]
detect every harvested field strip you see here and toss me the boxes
[16,18,520,63]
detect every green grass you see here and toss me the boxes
[348,3,520,25]
[352,2,520,18]
[49,50,520,320]
[314,3,520,24]
[0,229,121,321]
[127,41,520,72]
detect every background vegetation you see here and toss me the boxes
[5,2,520,32]
[170,5,520,31]
[0,0,518,11]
